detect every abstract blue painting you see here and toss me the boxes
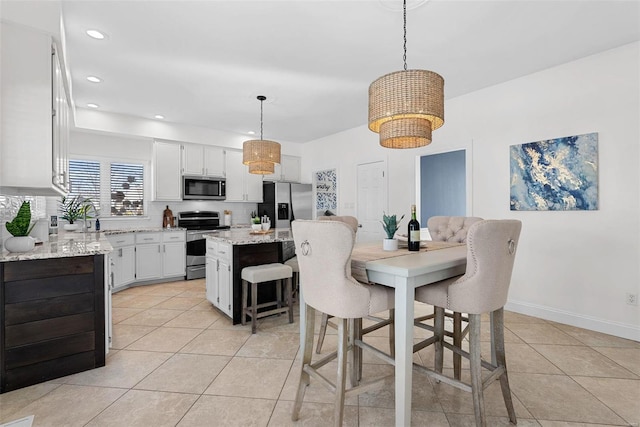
[510,132,598,211]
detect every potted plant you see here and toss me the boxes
[4,201,36,252]
[250,211,262,231]
[381,212,404,251]
[59,196,92,231]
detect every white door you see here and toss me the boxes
[357,161,387,242]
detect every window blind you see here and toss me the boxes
[110,162,144,216]
[68,159,101,202]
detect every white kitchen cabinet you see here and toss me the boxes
[263,155,301,183]
[205,239,233,318]
[153,141,182,201]
[0,22,70,196]
[108,230,185,290]
[224,150,263,202]
[107,234,136,292]
[161,231,186,278]
[182,144,225,177]
[135,233,163,281]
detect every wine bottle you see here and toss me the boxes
[408,204,420,251]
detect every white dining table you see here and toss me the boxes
[298,243,468,427]
[364,245,467,427]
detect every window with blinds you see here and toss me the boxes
[68,159,101,202]
[110,162,144,216]
[68,159,145,217]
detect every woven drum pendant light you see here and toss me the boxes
[243,95,281,174]
[368,0,444,148]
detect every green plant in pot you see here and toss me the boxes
[59,196,92,231]
[381,212,404,251]
[4,201,37,253]
[250,211,262,231]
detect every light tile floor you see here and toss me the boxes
[1,279,639,426]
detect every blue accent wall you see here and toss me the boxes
[420,150,466,225]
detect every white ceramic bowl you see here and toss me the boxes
[251,224,262,231]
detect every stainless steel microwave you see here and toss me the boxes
[182,176,226,200]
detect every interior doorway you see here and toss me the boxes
[419,149,468,226]
[356,160,387,242]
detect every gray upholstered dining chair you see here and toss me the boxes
[314,215,394,357]
[414,215,482,379]
[413,219,522,427]
[291,220,395,426]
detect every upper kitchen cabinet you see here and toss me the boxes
[263,155,301,183]
[153,141,182,201]
[224,150,263,202]
[182,144,225,177]
[0,22,70,196]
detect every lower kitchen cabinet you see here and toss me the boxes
[206,239,233,318]
[107,230,186,291]
[107,234,136,291]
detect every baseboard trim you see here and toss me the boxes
[505,299,640,342]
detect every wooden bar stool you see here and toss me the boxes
[241,263,294,334]
[284,256,299,303]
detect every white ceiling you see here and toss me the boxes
[53,1,640,142]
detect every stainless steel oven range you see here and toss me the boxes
[177,211,230,280]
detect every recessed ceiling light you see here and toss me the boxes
[87,76,102,83]
[247,131,256,135]
[154,115,165,119]
[86,29,105,40]
[87,103,99,108]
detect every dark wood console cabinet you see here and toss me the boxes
[0,255,105,393]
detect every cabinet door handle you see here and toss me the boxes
[143,237,154,241]
[158,245,161,253]
[216,259,220,271]
[119,248,123,257]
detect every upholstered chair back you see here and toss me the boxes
[427,216,483,243]
[317,215,359,233]
[447,220,522,314]
[292,220,392,319]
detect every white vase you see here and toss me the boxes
[251,224,262,231]
[382,238,398,251]
[63,223,79,231]
[4,236,36,253]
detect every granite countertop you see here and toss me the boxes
[1,232,113,262]
[104,227,186,235]
[205,227,293,245]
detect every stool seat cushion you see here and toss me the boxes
[242,263,292,283]
[284,257,299,272]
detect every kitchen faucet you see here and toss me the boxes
[81,197,98,232]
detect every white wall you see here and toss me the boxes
[302,42,640,340]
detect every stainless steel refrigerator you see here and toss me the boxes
[258,182,312,229]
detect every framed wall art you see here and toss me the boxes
[313,168,337,217]
[510,132,598,211]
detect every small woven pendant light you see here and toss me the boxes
[368,0,444,148]
[243,95,281,174]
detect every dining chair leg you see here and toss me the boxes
[316,312,330,354]
[434,306,445,374]
[241,280,248,326]
[493,308,517,424]
[292,305,316,421]
[453,311,462,380]
[335,318,348,427]
[469,313,486,427]
[351,318,363,384]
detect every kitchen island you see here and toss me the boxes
[205,228,294,324]
[0,232,112,393]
